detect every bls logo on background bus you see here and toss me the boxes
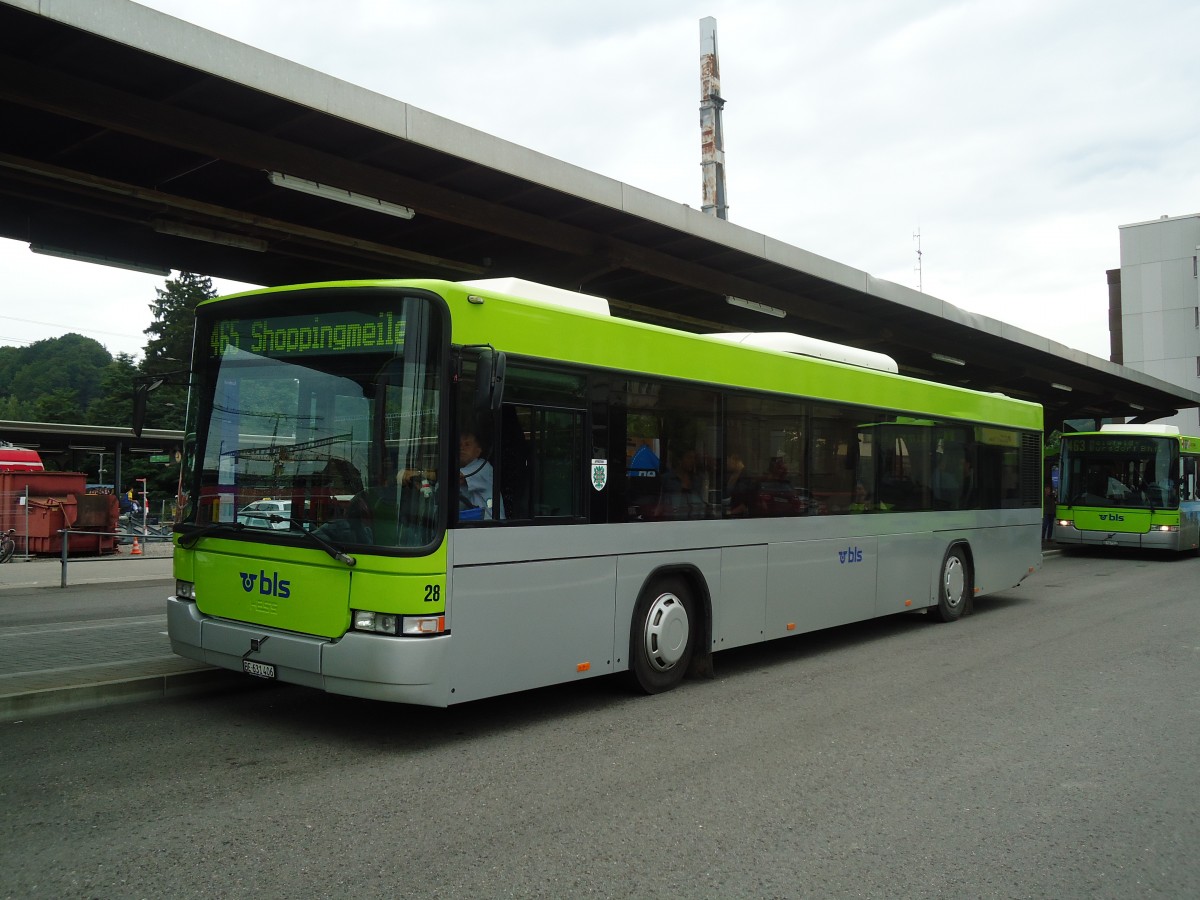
[838,546,864,564]
[240,570,292,598]
[1099,513,1125,522]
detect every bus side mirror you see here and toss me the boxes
[474,349,506,413]
[132,378,163,437]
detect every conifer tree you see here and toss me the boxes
[140,272,215,429]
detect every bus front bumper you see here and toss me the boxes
[1051,523,1180,551]
[167,596,451,706]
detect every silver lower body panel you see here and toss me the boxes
[167,597,450,706]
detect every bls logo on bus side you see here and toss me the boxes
[240,570,292,598]
[838,546,864,564]
[1099,513,1125,522]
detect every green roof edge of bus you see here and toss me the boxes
[199,279,1043,432]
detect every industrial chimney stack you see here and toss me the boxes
[699,16,728,220]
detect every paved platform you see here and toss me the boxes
[0,538,174,590]
[0,541,238,721]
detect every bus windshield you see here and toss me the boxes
[182,292,444,550]
[1059,434,1179,509]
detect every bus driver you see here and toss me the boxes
[459,431,503,519]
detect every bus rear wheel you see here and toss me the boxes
[629,577,695,694]
[931,546,970,622]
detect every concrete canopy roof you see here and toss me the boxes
[1,0,1196,430]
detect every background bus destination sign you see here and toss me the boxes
[209,311,406,358]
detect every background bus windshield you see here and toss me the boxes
[1060,436,1178,509]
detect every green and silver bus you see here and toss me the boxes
[1052,424,1200,552]
[166,278,1043,706]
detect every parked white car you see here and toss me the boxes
[236,500,292,529]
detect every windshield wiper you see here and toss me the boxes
[177,521,245,548]
[257,513,357,567]
[180,514,357,567]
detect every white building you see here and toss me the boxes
[1114,212,1200,431]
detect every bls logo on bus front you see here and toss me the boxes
[1098,513,1125,522]
[240,570,292,598]
[838,546,864,564]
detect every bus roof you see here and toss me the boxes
[200,278,1043,432]
[1098,424,1180,435]
[1066,424,1200,453]
[707,332,898,373]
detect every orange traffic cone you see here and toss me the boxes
[131,537,142,555]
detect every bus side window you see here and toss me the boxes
[502,404,586,521]
[500,404,531,518]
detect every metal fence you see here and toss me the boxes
[52,528,173,588]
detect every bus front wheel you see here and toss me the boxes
[629,577,695,694]
[931,546,970,623]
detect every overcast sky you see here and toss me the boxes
[2,0,1197,361]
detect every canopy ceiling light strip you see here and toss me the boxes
[268,172,415,220]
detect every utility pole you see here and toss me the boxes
[699,16,728,220]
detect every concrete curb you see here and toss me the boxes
[0,668,244,722]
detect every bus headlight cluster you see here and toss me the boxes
[1157,524,1178,532]
[176,580,196,601]
[352,611,447,636]
[402,615,446,636]
[353,610,399,634]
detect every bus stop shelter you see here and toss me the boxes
[0,0,1197,431]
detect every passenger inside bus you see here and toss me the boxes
[848,481,889,512]
[1136,464,1176,506]
[932,448,963,508]
[627,435,660,476]
[723,451,755,517]
[755,456,816,516]
[661,448,708,519]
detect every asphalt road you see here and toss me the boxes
[1,549,1197,899]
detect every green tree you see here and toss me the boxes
[0,333,111,422]
[143,271,214,373]
[0,345,20,391]
[140,272,215,429]
[1044,429,1062,458]
[31,387,84,423]
[88,353,140,426]
[0,394,25,420]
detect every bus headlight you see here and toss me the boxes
[1056,519,1073,528]
[352,611,447,636]
[1157,525,1178,532]
[176,580,196,601]
[352,610,399,634]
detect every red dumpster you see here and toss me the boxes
[0,471,119,555]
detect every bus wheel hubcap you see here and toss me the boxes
[644,592,689,671]
[944,557,965,608]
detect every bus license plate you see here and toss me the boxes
[242,660,276,679]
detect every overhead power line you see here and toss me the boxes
[0,313,144,340]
